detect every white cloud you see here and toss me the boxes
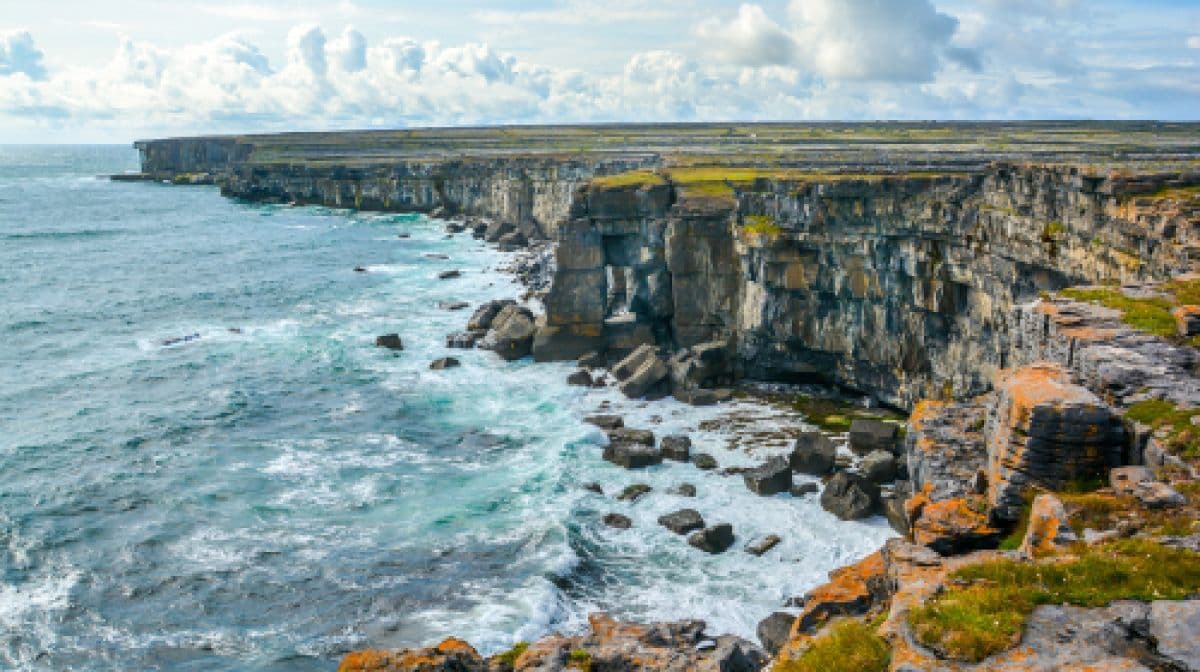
[695,4,795,67]
[330,27,367,72]
[0,30,47,80]
[788,0,965,82]
[1187,36,1200,50]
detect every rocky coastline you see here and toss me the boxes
[125,123,1200,671]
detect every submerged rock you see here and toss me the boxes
[660,435,692,461]
[668,483,697,497]
[375,333,404,350]
[606,427,655,446]
[437,269,462,280]
[603,444,662,469]
[584,414,624,430]
[688,523,735,554]
[693,453,718,470]
[429,357,461,370]
[745,534,781,557]
[617,483,653,502]
[566,369,593,386]
[603,513,632,530]
[658,508,705,535]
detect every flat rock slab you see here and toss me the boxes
[1149,600,1200,670]
[585,414,624,430]
[606,427,655,446]
[661,435,692,461]
[745,534,781,557]
[604,444,662,469]
[375,333,404,350]
[603,513,632,529]
[688,523,735,554]
[617,484,653,502]
[429,357,461,370]
[849,419,899,455]
[658,509,705,535]
[744,456,792,495]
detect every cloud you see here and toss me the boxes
[788,0,967,82]
[1188,36,1200,50]
[0,30,47,80]
[330,27,367,72]
[695,4,795,67]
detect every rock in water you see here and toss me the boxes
[743,456,792,496]
[617,484,652,502]
[688,523,735,554]
[466,299,515,331]
[819,472,880,520]
[848,419,899,455]
[566,369,593,386]
[791,482,819,497]
[603,513,632,529]
[606,428,654,446]
[756,612,796,655]
[584,414,624,430]
[790,432,836,475]
[669,483,697,497]
[445,332,478,348]
[437,269,462,280]
[658,509,705,535]
[660,435,692,461]
[745,535,781,557]
[478,305,536,361]
[375,333,404,350]
[429,357,460,370]
[693,453,718,470]
[860,450,897,483]
[603,444,662,469]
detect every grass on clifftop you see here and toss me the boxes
[1058,277,1200,340]
[775,619,890,672]
[1124,398,1200,459]
[742,215,783,237]
[907,539,1200,662]
[590,170,667,189]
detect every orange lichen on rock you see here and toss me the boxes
[911,498,1001,556]
[337,638,485,672]
[1018,493,1078,558]
[779,550,888,657]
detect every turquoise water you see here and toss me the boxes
[0,146,892,671]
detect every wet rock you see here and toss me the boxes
[743,457,792,496]
[577,351,606,369]
[745,534,781,557]
[612,344,659,381]
[1020,493,1078,557]
[444,221,465,234]
[617,483,652,502]
[848,419,899,455]
[616,347,670,399]
[584,414,623,430]
[660,435,692,461]
[479,305,536,361]
[446,331,478,348]
[584,482,604,494]
[688,523,735,554]
[658,508,705,535]
[603,444,662,469]
[669,483,697,497]
[910,497,1002,555]
[693,453,718,470]
[438,301,469,311]
[375,333,404,350]
[429,357,461,370]
[483,220,515,243]
[466,299,516,331]
[791,482,819,497]
[590,375,608,388]
[566,369,593,386]
[497,231,528,251]
[353,266,367,272]
[789,432,836,475]
[603,513,633,529]
[861,450,897,484]
[606,427,655,446]
[756,612,796,655]
[337,637,485,672]
[437,269,462,280]
[820,472,880,520]
[674,387,734,406]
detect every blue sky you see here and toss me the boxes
[0,0,1197,142]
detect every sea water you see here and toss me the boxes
[0,146,893,671]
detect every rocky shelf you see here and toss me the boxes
[129,122,1200,672]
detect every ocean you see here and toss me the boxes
[0,145,892,671]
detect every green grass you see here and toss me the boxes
[567,648,591,671]
[1041,221,1066,241]
[590,170,667,189]
[775,619,890,672]
[494,641,529,667]
[1058,287,1176,337]
[998,496,1034,551]
[743,215,783,236]
[1125,398,1200,459]
[908,540,1200,662]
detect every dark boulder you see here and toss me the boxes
[658,509,705,535]
[567,369,593,386]
[603,444,662,469]
[606,428,655,446]
[584,482,604,495]
[375,333,404,350]
[693,453,718,470]
[744,457,792,496]
[483,220,515,243]
[756,612,797,655]
[585,414,624,430]
[660,435,692,461]
[446,331,478,348]
[497,231,527,251]
[688,523,735,554]
[429,357,461,370]
[578,350,606,369]
[603,513,632,529]
[860,450,897,483]
[848,419,899,455]
[791,482,819,497]
[790,432,836,475]
[478,305,536,361]
[466,299,516,331]
[437,269,462,280]
[617,483,652,502]
[820,472,881,520]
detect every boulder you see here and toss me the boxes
[848,419,899,455]
[1110,465,1155,496]
[819,472,880,520]
[375,333,404,350]
[617,483,652,502]
[618,355,670,399]
[479,305,536,361]
[1149,600,1200,670]
[438,301,469,311]
[660,435,692,461]
[466,299,516,331]
[658,509,705,535]
[789,432,836,475]
[791,482,819,497]
[603,444,662,469]
[860,450,897,484]
[578,351,606,369]
[603,513,633,530]
[497,231,527,251]
[669,483,697,497]
[674,388,734,406]
[607,428,655,446]
[566,369,593,386]
[693,453,718,470]
[337,638,485,672]
[745,534,781,557]
[584,482,604,494]
[611,344,659,381]
[910,497,1002,555]
[483,220,515,243]
[429,357,460,370]
[1173,305,1200,338]
[791,551,887,634]
[1136,481,1186,509]
[688,523,735,554]
[437,269,462,280]
[1019,493,1078,557]
[585,414,624,430]
[743,457,792,496]
[755,612,796,656]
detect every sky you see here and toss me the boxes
[0,0,1197,143]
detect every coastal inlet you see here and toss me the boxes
[0,146,891,672]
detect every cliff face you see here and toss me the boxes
[539,165,1200,409]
